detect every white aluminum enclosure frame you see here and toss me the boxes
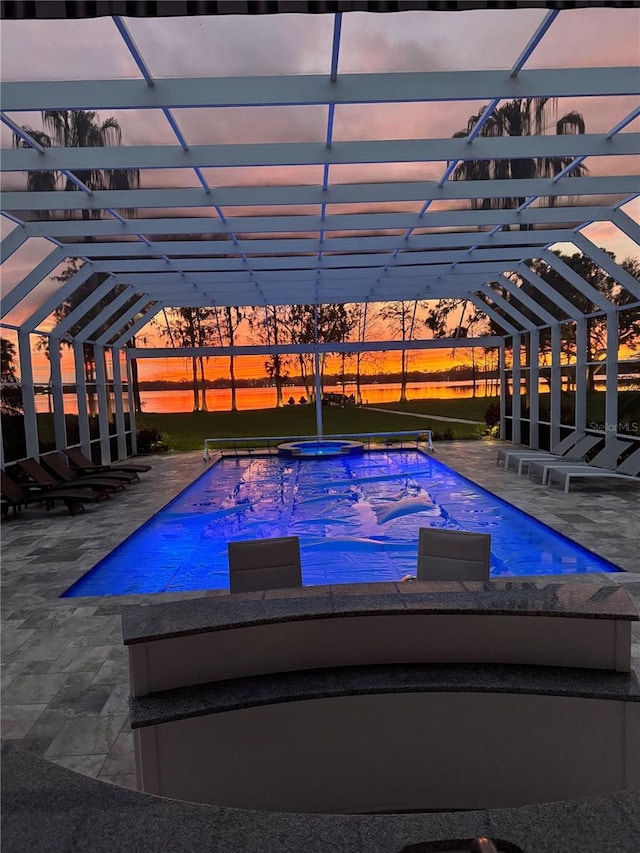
[0,1,638,464]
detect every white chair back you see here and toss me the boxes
[417,528,491,582]
[228,536,302,593]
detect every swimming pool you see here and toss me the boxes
[62,450,622,597]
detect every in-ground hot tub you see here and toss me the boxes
[277,439,364,458]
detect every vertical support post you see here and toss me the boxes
[126,350,138,455]
[49,337,67,451]
[17,330,39,459]
[550,324,562,449]
[605,311,619,444]
[314,304,323,437]
[511,333,521,446]
[314,350,323,437]
[95,345,111,465]
[528,328,540,449]
[575,317,588,437]
[74,343,91,456]
[499,342,506,440]
[112,348,127,461]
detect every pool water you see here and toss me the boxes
[62,450,622,597]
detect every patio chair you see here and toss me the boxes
[1,470,87,517]
[509,434,602,476]
[528,438,631,485]
[64,447,151,479]
[58,451,139,484]
[41,453,134,487]
[546,443,640,493]
[496,431,580,469]
[416,528,491,582]
[228,535,302,593]
[17,458,119,499]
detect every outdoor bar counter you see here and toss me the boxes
[122,581,640,816]
[3,740,640,853]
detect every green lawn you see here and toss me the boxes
[369,397,494,422]
[30,390,638,457]
[137,401,486,452]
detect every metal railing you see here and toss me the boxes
[204,429,434,461]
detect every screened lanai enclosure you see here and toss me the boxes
[1,0,639,466]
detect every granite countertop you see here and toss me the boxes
[130,662,640,728]
[3,741,640,853]
[122,581,638,644]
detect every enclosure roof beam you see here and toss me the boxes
[135,279,487,302]
[52,229,576,259]
[0,245,65,320]
[515,262,586,321]
[126,335,502,360]
[95,296,154,346]
[541,249,616,312]
[74,288,141,343]
[22,262,95,333]
[467,295,519,337]
[49,277,120,342]
[570,233,640,300]
[110,263,508,285]
[494,274,562,326]
[610,209,640,247]
[0,223,29,264]
[90,247,538,275]
[4,67,636,113]
[18,206,622,240]
[5,175,634,214]
[510,9,559,76]
[111,304,159,349]
[5,134,637,173]
[479,284,536,331]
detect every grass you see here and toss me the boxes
[30,390,638,456]
[370,397,493,422]
[137,401,487,452]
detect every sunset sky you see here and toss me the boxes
[1,6,638,386]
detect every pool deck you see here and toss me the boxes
[1,437,639,788]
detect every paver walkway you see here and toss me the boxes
[1,441,638,788]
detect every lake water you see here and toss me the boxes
[35,380,497,414]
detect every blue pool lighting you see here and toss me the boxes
[277,439,364,457]
[62,450,622,597]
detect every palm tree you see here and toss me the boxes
[452,97,587,229]
[1,337,23,415]
[13,109,139,221]
[13,110,141,413]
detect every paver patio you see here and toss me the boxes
[2,439,639,788]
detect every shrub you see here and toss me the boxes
[136,425,172,454]
[484,401,501,427]
[431,427,455,441]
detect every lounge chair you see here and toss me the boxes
[416,528,491,582]
[228,536,302,593]
[528,438,631,485]
[41,453,135,487]
[64,447,151,479]
[508,434,602,476]
[497,432,580,469]
[17,458,117,499]
[1,470,87,517]
[546,444,640,493]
